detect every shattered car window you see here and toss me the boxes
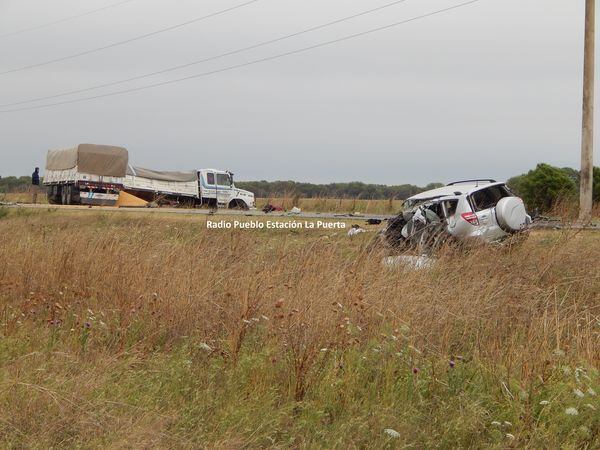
[443,200,458,217]
[470,185,511,212]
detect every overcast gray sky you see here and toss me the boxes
[0,0,597,185]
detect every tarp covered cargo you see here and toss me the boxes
[127,165,198,182]
[46,144,129,177]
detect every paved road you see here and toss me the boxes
[2,202,394,221]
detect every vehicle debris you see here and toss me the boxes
[347,225,366,236]
[262,203,283,213]
[382,179,531,254]
[382,255,434,270]
[366,218,382,225]
[289,206,302,214]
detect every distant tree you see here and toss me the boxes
[506,174,526,196]
[423,182,444,191]
[511,163,577,212]
[0,176,31,193]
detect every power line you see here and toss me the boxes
[0,0,412,108]
[0,0,483,114]
[0,0,263,76]
[0,0,140,40]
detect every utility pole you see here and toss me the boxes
[580,0,595,223]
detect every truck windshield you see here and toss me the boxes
[217,173,231,186]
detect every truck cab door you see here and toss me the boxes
[215,172,232,206]
[203,171,217,203]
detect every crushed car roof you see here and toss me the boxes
[407,181,505,202]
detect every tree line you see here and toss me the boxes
[0,176,31,193]
[234,180,445,200]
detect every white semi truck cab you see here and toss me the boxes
[198,169,255,209]
[124,166,255,209]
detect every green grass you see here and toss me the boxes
[1,332,598,448]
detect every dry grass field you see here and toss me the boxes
[0,207,598,448]
[255,197,404,215]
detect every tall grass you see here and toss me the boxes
[0,210,598,448]
[256,196,403,215]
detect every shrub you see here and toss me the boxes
[508,163,577,212]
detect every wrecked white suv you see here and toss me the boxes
[384,180,531,252]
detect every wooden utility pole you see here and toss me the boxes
[580,0,595,223]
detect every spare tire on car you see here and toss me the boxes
[495,197,528,233]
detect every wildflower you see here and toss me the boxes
[565,407,579,416]
[506,434,515,440]
[491,421,501,427]
[320,348,328,352]
[383,429,400,438]
[584,403,596,411]
[539,400,550,406]
[503,421,512,427]
[587,387,597,396]
[261,315,269,321]
[574,389,585,398]
[449,360,455,369]
[198,343,212,352]
[412,367,419,374]
[84,322,91,329]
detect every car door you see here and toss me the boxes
[469,186,509,240]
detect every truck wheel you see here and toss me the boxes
[60,187,67,205]
[228,199,248,210]
[47,186,60,204]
